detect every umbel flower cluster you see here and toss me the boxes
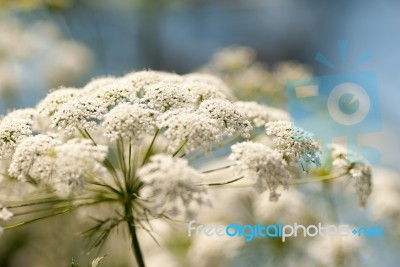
[0,70,372,267]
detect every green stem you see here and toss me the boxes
[201,165,234,174]
[78,128,124,192]
[124,202,145,267]
[172,139,188,157]
[142,129,159,166]
[200,176,245,187]
[4,201,102,230]
[290,172,347,185]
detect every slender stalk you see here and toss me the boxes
[201,165,235,174]
[124,202,145,267]
[290,172,347,185]
[142,129,159,166]
[200,176,245,187]
[4,201,102,230]
[78,128,124,191]
[172,139,188,157]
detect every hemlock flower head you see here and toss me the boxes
[51,96,107,135]
[83,76,118,94]
[331,145,372,207]
[47,139,108,196]
[197,99,252,138]
[234,101,290,127]
[0,111,34,158]
[36,87,80,117]
[1,108,37,122]
[124,70,183,93]
[229,141,291,201]
[158,109,223,154]
[184,73,236,101]
[85,77,138,108]
[265,121,320,167]
[8,133,61,182]
[138,154,209,219]
[103,103,158,142]
[141,82,196,112]
[9,137,107,196]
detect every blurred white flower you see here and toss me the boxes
[254,189,308,223]
[331,144,372,207]
[0,17,93,94]
[307,232,362,267]
[46,139,108,196]
[146,250,180,267]
[188,234,244,267]
[0,204,13,221]
[229,141,291,201]
[205,46,255,71]
[139,154,209,218]
[368,167,400,222]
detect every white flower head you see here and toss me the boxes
[234,101,290,127]
[51,96,107,135]
[0,109,35,158]
[197,99,252,138]
[8,133,61,182]
[8,136,107,196]
[86,77,138,107]
[265,121,320,167]
[183,73,236,101]
[158,109,223,154]
[49,138,108,196]
[103,103,159,142]
[1,108,37,122]
[140,82,196,112]
[229,141,291,201]
[124,70,183,93]
[331,145,372,207]
[0,205,13,221]
[36,87,80,117]
[138,154,209,219]
[83,76,118,94]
